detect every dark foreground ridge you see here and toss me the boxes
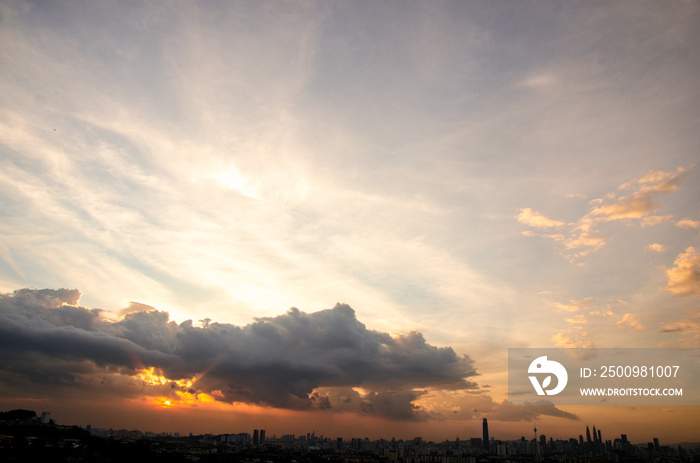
[1,409,699,463]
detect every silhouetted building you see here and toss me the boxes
[260,429,265,444]
[40,411,51,424]
[482,418,489,451]
[253,429,259,445]
[586,426,592,444]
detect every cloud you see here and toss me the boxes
[519,168,688,261]
[659,309,700,346]
[660,309,700,339]
[553,297,595,313]
[486,400,578,422]
[617,169,687,193]
[588,194,658,221]
[641,216,673,227]
[409,390,578,422]
[565,315,587,325]
[663,247,700,297]
[119,301,157,316]
[0,288,579,423]
[312,387,434,421]
[517,208,565,229]
[676,218,700,230]
[588,306,615,318]
[646,243,667,253]
[617,313,645,330]
[551,332,594,349]
[7,288,83,308]
[0,288,478,421]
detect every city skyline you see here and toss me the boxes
[4,408,697,463]
[1,407,691,449]
[1,0,700,446]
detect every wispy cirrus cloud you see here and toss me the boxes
[518,168,688,261]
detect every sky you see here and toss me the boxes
[1,0,699,445]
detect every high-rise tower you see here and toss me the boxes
[482,418,489,451]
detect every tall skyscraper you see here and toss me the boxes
[586,426,592,444]
[260,429,265,444]
[253,429,260,445]
[482,418,489,451]
[592,426,598,444]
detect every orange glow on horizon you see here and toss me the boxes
[146,393,296,415]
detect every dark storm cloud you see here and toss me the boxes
[0,289,178,371]
[0,288,478,420]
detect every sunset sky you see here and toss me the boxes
[1,0,699,444]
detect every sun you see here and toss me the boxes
[153,397,173,408]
